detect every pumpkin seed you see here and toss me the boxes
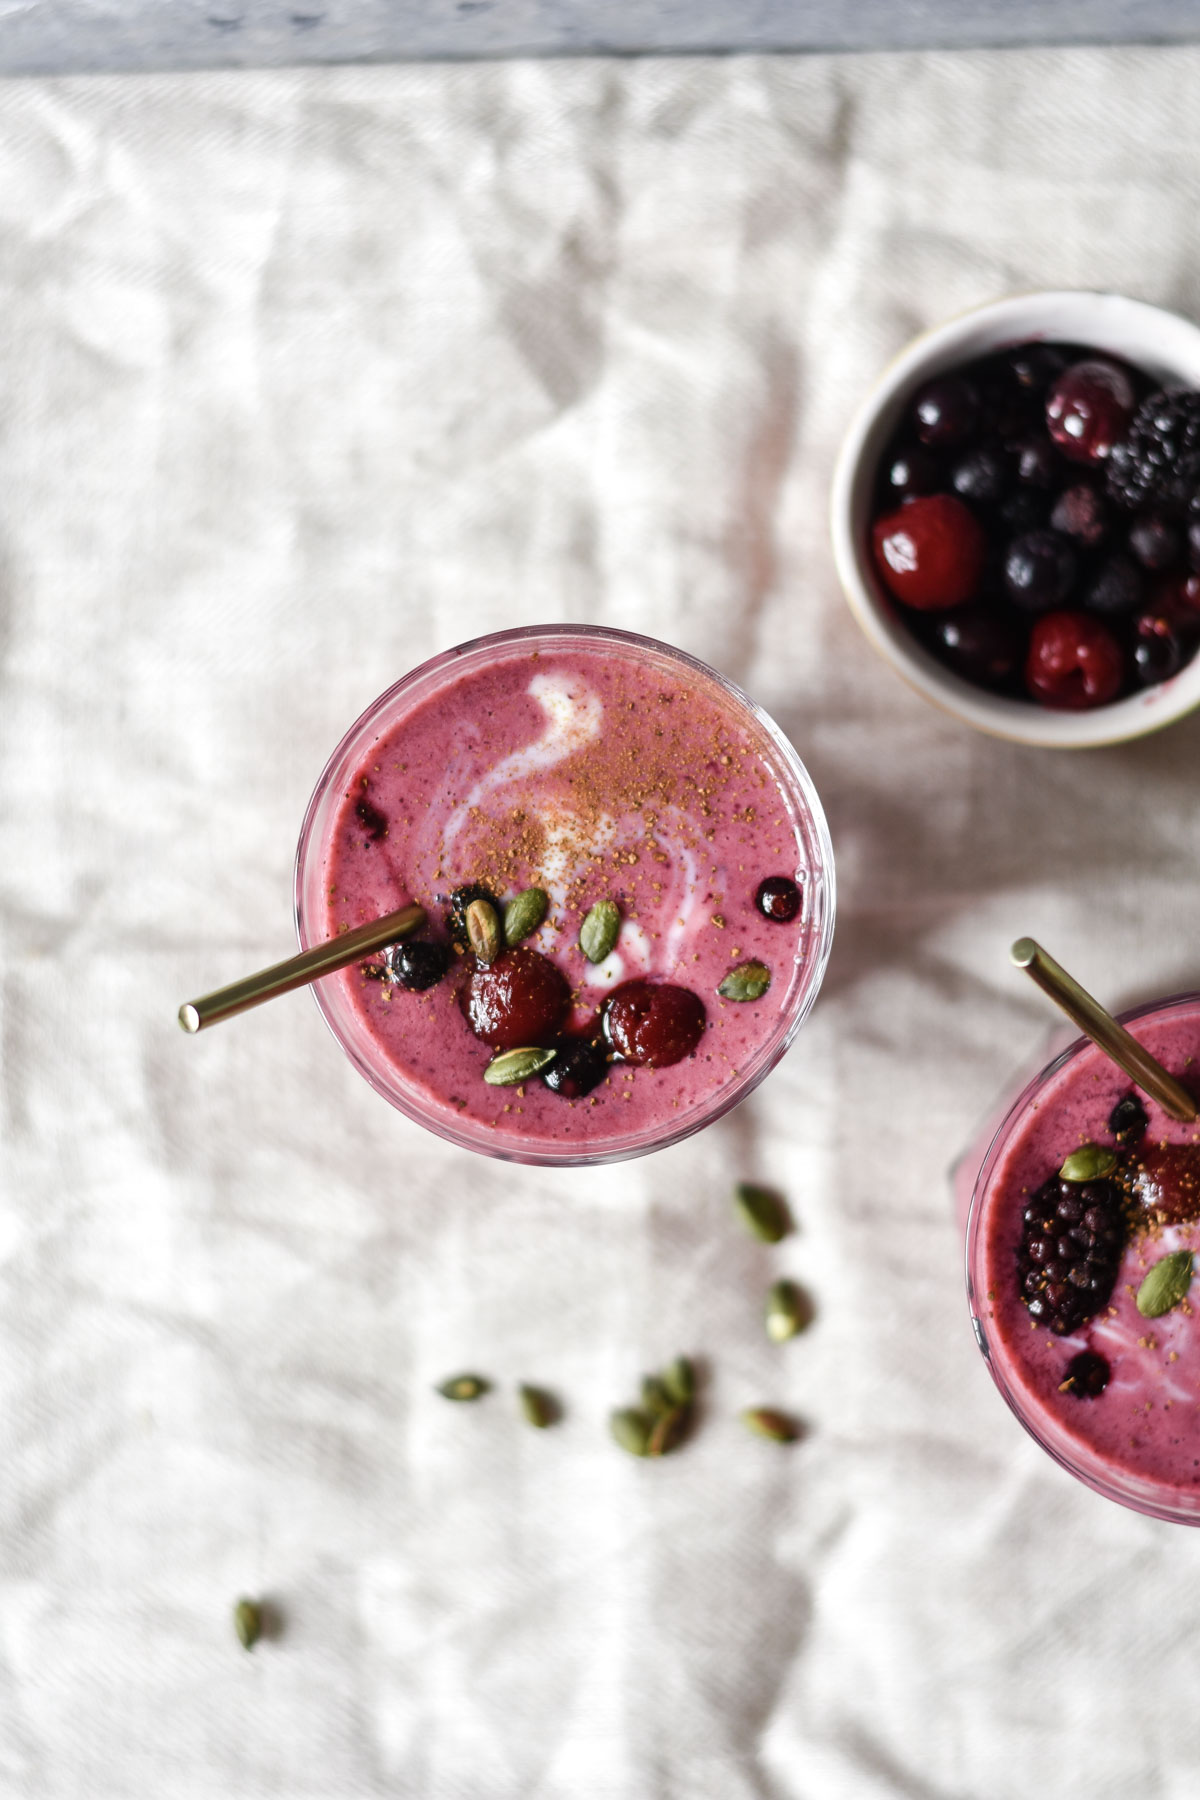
[718,960,771,1002]
[1136,1250,1194,1319]
[504,887,549,947]
[484,1046,557,1087]
[580,899,621,964]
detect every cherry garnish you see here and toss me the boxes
[461,947,570,1048]
[1131,1143,1200,1225]
[755,876,802,923]
[603,981,706,1068]
[1025,610,1124,709]
[871,494,986,611]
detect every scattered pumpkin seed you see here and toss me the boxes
[609,1407,653,1457]
[765,1279,812,1342]
[518,1384,559,1428]
[234,1598,262,1651]
[733,1182,790,1243]
[1059,1144,1118,1183]
[1136,1249,1194,1319]
[504,887,549,947]
[647,1405,689,1457]
[580,899,621,964]
[741,1406,799,1443]
[484,1046,557,1086]
[718,960,771,1003]
[662,1355,695,1406]
[437,1373,491,1401]
[466,897,502,964]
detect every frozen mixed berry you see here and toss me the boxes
[1107,389,1200,514]
[755,875,802,922]
[871,494,986,610]
[1083,553,1144,617]
[1133,611,1186,685]
[927,606,1022,687]
[913,375,979,448]
[1108,1091,1148,1143]
[1062,1350,1111,1398]
[1188,520,1200,572]
[542,1037,609,1098]
[603,980,706,1068]
[951,446,1008,506]
[883,445,942,499]
[1128,511,1184,571]
[445,883,502,948]
[1007,343,1070,394]
[1050,483,1109,547]
[1013,436,1058,490]
[1046,358,1136,464]
[1025,610,1123,709]
[461,947,570,1048]
[1017,1173,1126,1335]
[997,489,1046,534]
[1003,529,1076,612]
[384,939,450,992]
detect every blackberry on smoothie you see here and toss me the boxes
[295,628,833,1164]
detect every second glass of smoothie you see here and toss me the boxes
[295,625,835,1165]
[964,991,1200,1524]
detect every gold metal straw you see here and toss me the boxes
[1010,937,1196,1124]
[178,903,426,1033]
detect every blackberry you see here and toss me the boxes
[1107,388,1200,515]
[542,1038,609,1099]
[1016,1174,1126,1335]
[384,939,450,992]
[444,883,502,948]
[1062,1350,1111,1398]
[1108,1091,1148,1144]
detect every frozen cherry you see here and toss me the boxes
[755,875,802,922]
[913,375,979,448]
[542,1038,609,1098]
[461,947,570,1048]
[951,446,1008,506]
[927,606,1022,686]
[384,940,450,992]
[1046,358,1136,464]
[1025,610,1124,709]
[883,445,942,498]
[1084,553,1143,617]
[603,980,706,1068]
[1050,483,1109,546]
[871,495,986,611]
[1003,529,1077,612]
[1128,512,1184,572]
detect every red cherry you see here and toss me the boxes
[1045,359,1135,464]
[461,948,570,1048]
[870,494,986,611]
[1025,610,1124,709]
[603,980,706,1068]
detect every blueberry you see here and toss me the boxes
[1134,625,1184,686]
[951,446,1008,505]
[542,1038,610,1098]
[1013,437,1058,490]
[913,375,979,448]
[1188,519,1200,573]
[755,876,802,922]
[883,444,942,499]
[1062,1350,1111,1398]
[1084,553,1144,617]
[927,605,1022,686]
[1128,511,1184,571]
[384,940,451,992]
[1003,529,1077,611]
[1006,344,1070,394]
[444,883,502,947]
[998,489,1046,533]
[1108,1091,1148,1143]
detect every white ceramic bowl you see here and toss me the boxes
[830,291,1200,748]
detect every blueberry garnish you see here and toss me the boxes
[444,883,502,947]
[1062,1350,1111,1398]
[542,1038,610,1099]
[384,940,450,992]
[1108,1091,1148,1143]
[755,876,802,923]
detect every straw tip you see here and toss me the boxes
[178,1003,201,1034]
[1009,937,1040,968]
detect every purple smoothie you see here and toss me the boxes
[297,629,833,1162]
[967,992,1200,1521]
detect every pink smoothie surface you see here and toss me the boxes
[973,996,1200,1512]
[317,643,822,1152]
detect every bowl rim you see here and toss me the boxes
[829,289,1200,748]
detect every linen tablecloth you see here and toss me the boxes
[4,47,1200,1798]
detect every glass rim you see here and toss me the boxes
[293,623,837,1166]
[964,988,1200,1524]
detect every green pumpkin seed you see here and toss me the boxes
[741,1406,799,1443]
[580,899,621,964]
[504,887,549,947]
[234,1598,262,1651]
[662,1355,695,1405]
[647,1405,689,1457]
[609,1406,653,1457]
[437,1373,491,1401]
[466,898,502,964]
[484,1046,557,1087]
[765,1279,812,1342]
[1136,1249,1194,1319]
[641,1375,673,1417]
[518,1384,559,1428]
[718,960,771,1003]
[1059,1144,1118,1183]
[734,1182,790,1243]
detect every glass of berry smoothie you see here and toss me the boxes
[964,992,1200,1523]
[294,625,835,1165]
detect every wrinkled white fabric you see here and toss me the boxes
[3,47,1200,1800]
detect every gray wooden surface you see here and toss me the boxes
[1,0,1196,74]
